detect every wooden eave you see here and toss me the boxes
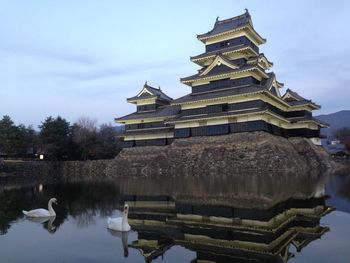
[263,91,320,110]
[127,96,157,104]
[125,126,173,132]
[298,118,329,128]
[123,127,174,136]
[190,46,258,66]
[248,55,273,70]
[171,89,318,115]
[165,108,266,124]
[263,91,304,108]
[197,25,266,46]
[166,109,306,126]
[181,66,269,86]
[171,90,265,106]
[115,115,176,124]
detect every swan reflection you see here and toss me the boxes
[26,216,57,234]
[107,229,129,258]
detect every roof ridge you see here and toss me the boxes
[198,10,253,40]
[215,9,250,25]
[144,81,157,90]
[284,89,309,101]
[191,44,249,60]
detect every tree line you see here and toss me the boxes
[334,127,350,150]
[0,115,123,161]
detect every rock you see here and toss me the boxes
[107,132,335,178]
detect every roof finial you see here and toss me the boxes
[144,80,147,86]
[158,85,161,90]
[245,8,249,13]
[215,16,219,24]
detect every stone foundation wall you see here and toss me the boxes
[0,159,110,183]
[107,132,334,178]
[1,132,335,182]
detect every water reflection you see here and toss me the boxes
[125,196,332,263]
[0,181,121,235]
[107,229,130,258]
[0,172,347,262]
[26,216,57,234]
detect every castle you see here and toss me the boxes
[116,10,327,147]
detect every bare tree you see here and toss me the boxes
[334,127,350,143]
[71,117,98,160]
[76,116,97,132]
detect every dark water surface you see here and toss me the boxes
[0,174,349,263]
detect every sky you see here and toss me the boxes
[0,0,349,128]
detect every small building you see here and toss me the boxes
[116,10,327,147]
[324,143,349,158]
[116,82,180,147]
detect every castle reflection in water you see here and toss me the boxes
[120,176,332,263]
[0,172,333,263]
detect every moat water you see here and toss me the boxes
[0,174,349,263]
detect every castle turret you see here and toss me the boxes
[115,82,179,147]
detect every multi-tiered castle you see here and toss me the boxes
[116,10,327,147]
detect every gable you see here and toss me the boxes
[269,85,281,98]
[265,74,281,98]
[137,87,155,98]
[205,64,235,76]
[200,55,238,76]
[258,56,272,70]
[282,89,306,102]
[271,79,281,97]
[283,93,298,101]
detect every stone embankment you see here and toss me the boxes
[0,132,335,182]
[0,160,110,183]
[107,132,334,177]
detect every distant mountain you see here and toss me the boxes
[316,110,350,137]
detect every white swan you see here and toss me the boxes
[22,198,58,217]
[107,203,131,232]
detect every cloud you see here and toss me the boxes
[50,59,189,82]
[0,44,97,65]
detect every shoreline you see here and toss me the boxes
[0,132,338,182]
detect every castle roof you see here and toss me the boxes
[197,9,252,39]
[127,82,173,103]
[172,85,265,104]
[197,10,266,44]
[282,89,320,109]
[180,63,265,85]
[282,89,307,101]
[115,105,180,122]
[166,107,264,124]
[190,45,258,62]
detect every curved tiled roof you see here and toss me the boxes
[172,85,265,104]
[281,89,320,108]
[166,107,264,123]
[180,64,258,83]
[127,83,173,102]
[123,127,174,136]
[116,105,180,122]
[197,10,252,39]
[191,44,252,61]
